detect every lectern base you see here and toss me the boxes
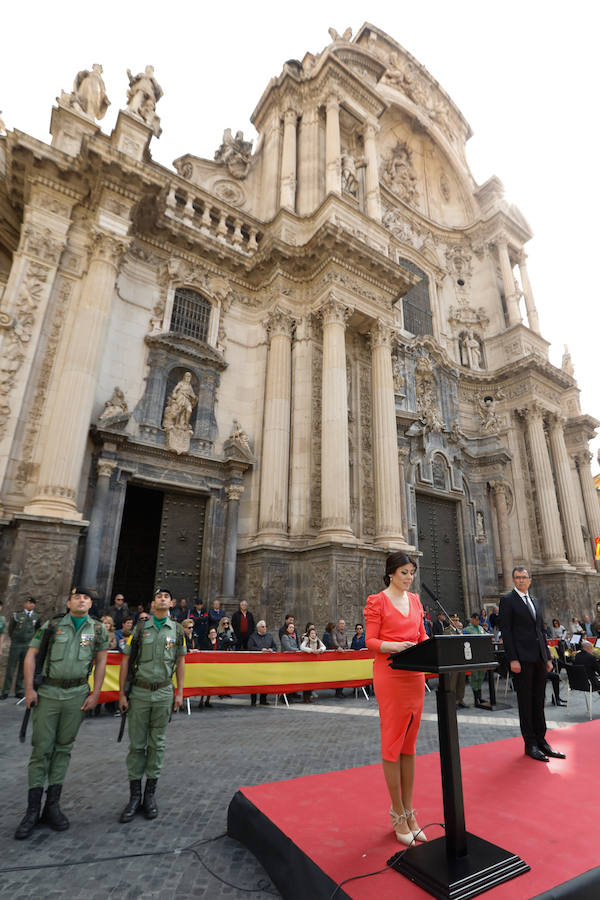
[387,832,529,900]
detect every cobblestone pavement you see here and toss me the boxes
[0,673,587,899]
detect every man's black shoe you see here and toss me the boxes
[0,693,8,700]
[525,745,548,762]
[15,692,25,699]
[555,699,567,707]
[456,701,469,709]
[539,742,566,759]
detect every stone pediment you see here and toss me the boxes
[145,332,227,370]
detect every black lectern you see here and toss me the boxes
[387,635,529,899]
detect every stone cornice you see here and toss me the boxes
[144,332,228,370]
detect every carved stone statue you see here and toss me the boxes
[328,26,352,42]
[58,64,110,121]
[341,151,358,198]
[126,65,163,136]
[214,128,253,179]
[0,111,7,135]
[162,372,197,454]
[477,395,500,435]
[391,354,405,396]
[98,386,127,421]
[561,344,574,376]
[380,142,419,206]
[476,511,486,540]
[460,330,483,369]
[415,356,443,433]
[230,419,251,453]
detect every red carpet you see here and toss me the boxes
[229,720,600,899]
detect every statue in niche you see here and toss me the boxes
[341,151,359,198]
[64,64,110,121]
[477,395,501,435]
[391,354,405,397]
[98,386,128,421]
[476,511,486,541]
[460,330,483,370]
[126,65,163,135]
[561,344,574,376]
[162,372,197,454]
[380,142,419,206]
[415,356,443,434]
[214,128,253,179]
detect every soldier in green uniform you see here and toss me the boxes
[465,612,488,708]
[0,599,6,657]
[14,588,109,840]
[119,587,185,823]
[1,597,41,700]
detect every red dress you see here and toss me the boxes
[364,590,427,761]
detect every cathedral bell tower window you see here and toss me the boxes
[169,288,212,343]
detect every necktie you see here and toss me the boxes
[524,595,535,618]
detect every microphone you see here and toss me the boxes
[421,583,461,633]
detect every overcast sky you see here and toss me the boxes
[3,1,599,469]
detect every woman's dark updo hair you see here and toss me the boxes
[383,551,417,587]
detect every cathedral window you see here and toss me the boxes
[398,257,433,337]
[169,288,212,342]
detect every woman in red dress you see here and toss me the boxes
[364,551,428,846]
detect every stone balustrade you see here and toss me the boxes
[164,185,262,253]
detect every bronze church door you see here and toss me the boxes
[154,492,207,606]
[416,494,464,619]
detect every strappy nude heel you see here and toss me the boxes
[389,807,414,846]
[406,808,427,842]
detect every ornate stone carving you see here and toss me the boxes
[381,206,427,250]
[98,387,128,421]
[266,307,294,339]
[97,458,117,479]
[445,244,472,284]
[162,372,197,454]
[381,54,454,143]
[228,420,252,455]
[214,129,253,179]
[476,510,486,542]
[379,142,419,206]
[414,355,443,433]
[447,304,489,331]
[0,261,51,441]
[341,150,359,198]
[319,295,352,327]
[91,231,128,269]
[213,179,246,206]
[328,26,352,42]
[476,393,503,435]
[126,65,163,136]
[369,318,392,350]
[21,226,63,265]
[439,172,451,202]
[391,351,405,397]
[318,270,383,305]
[58,64,110,121]
[225,483,245,502]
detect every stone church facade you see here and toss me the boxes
[1,24,599,630]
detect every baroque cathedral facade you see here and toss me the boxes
[1,24,598,630]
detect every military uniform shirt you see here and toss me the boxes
[0,614,5,635]
[30,614,109,700]
[10,610,41,644]
[124,617,185,701]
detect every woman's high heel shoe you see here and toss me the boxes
[406,808,427,842]
[389,808,414,847]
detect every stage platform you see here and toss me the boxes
[228,720,600,900]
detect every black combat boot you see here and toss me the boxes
[41,784,69,831]
[14,787,44,840]
[473,690,485,708]
[119,779,142,823]
[142,778,158,819]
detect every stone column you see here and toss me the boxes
[222,483,244,597]
[25,231,128,519]
[519,405,566,565]
[80,457,117,588]
[496,238,521,326]
[262,112,282,219]
[257,308,293,539]
[289,316,313,536]
[489,481,513,589]
[320,295,353,541]
[518,252,540,334]
[325,95,341,196]
[370,320,404,546]
[280,108,298,212]
[297,104,321,214]
[398,447,409,539]
[547,416,587,566]
[363,121,382,222]
[576,451,600,569]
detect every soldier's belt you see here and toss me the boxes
[134,679,172,691]
[43,677,89,689]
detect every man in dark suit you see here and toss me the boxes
[499,566,566,762]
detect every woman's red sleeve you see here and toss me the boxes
[364,593,383,652]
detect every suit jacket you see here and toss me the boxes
[499,589,549,665]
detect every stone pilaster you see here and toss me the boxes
[280,108,298,212]
[257,308,293,539]
[25,230,128,519]
[261,112,283,220]
[517,252,540,334]
[325,95,341,196]
[397,447,409,539]
[297,105,321,214]
[370,320,404,546]
[518,405,566,565]
[80,457,117,589]
[496,237,521,326]
[547,416,587,566]
[575,450,600,569]
[489,480,513,589]
[222,483,244,598]
[363,121,382,221]
[319,296,353,541]
[289,315,313,536]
